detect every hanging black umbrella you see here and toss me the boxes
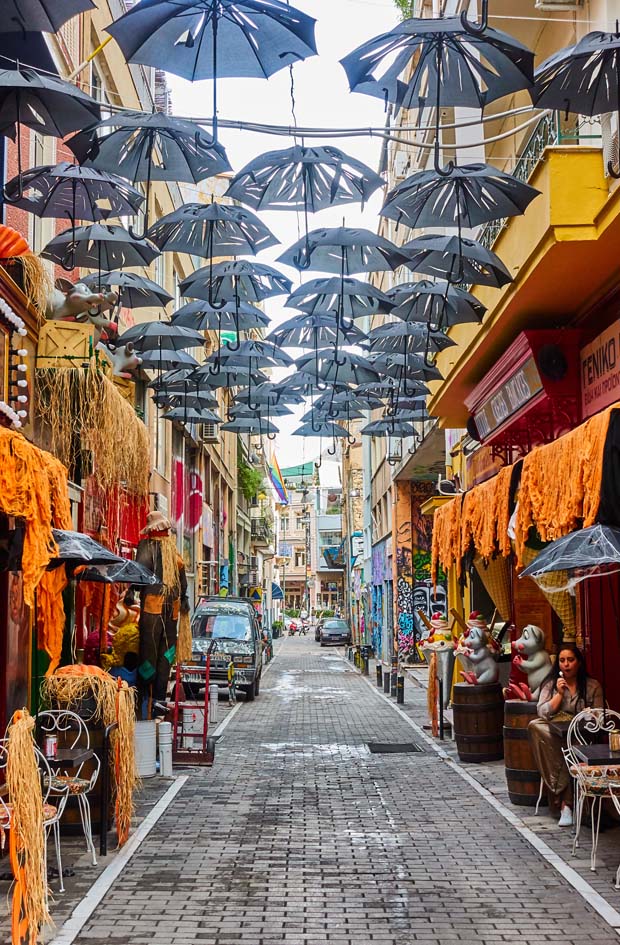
[180,260,291,304]
[115,321,206,351]
[147,367,197,390]
[225,144,383,213]
[519,525,620,581]
[41,223,160,272]
[389,280,486,329]
[533,29,620,178]
[49,529,125,568]
[368,321,456,354]
[190,364,269,389]
[356,379,429,396]
[369,351,443,382]
[4,162,144,222]
[75,559,158,586]
[171,300,268,332]
[266,312,367,349]
[207,339,293,368]
[3,0,95,32]
[82,270,173,309]
[296,350,380,388]
[301,403,364,423]
[68,112,230,236]
[294,420,349,438]
[137,348,200,371]
[162,406,222,423]
[0,66,101,201]
[220,417,279,436]
[234,381,303,406]
[398,234,513,288]
[341,10,533,174]
[106,0,318,140]
[154,389,219,409]
[230,403,292,419]
[148,202,279,257]
[361,417,421,437]
[286,276,393,319]
[278,226,404,274]
[381,163,540,231]
[315,389,384,412]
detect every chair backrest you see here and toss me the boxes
[36,709,90,751]
[567,707,620,757]
[0,734,62,811]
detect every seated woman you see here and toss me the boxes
[529,643,603,828]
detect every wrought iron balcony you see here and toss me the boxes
[251,517,273,545]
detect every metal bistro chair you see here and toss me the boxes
[0,736,70,898]
[563,707,620,875]
[37,710,101,868]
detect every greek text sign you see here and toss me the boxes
[473,357,543,441]
[581,320,620,419]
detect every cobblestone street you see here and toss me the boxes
[57,637,620,944]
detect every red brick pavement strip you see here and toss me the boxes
[34,639,620,944]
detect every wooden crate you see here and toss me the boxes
[36,321,94,366]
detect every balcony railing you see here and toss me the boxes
[251,518,273,545]
[479,112,602,251]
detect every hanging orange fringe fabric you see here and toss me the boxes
[514,405,616,568]
[460,464,514,561]
[431,496,463,586]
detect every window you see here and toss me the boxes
[280,515,289,534]
[295,549,305,569]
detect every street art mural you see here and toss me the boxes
[393,482,447,661]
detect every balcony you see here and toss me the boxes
[251,517,273,546]
[430,119,611,427]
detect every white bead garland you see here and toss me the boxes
[0,295,28,429]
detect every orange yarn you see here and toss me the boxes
[514,405,615,567]
[461,464,513,561]
[54,664,110,678]
[431,496,462,586]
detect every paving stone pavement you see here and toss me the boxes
[65,637,620,944]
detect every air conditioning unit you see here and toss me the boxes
[250,555,259,570]
[201,422,220,444]
[535,0,581,8]
[249,570,259,585]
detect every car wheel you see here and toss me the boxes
[320,641,325,647]
[254,675,260,697]
[244,684,255,702]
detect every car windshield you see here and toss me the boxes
[324,621,348,630]
[193,613,253,642]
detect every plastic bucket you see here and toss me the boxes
[135,720,157,778]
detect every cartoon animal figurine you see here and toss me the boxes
[45,278,118,339]
[422,612,455,708]
[96,341,143,378]
[510,624,551,699]
[455,612,499,685]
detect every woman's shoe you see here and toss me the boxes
[558,806,573,827]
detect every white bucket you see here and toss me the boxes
[158,721,173,777]
[134,720,157,778]
[209,683,220,724]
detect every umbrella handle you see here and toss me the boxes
[129,130,154,241]
[292,233,313,270]
[314,454,322,469]
[327,442,337,456]
[267,432,276,441]
[433,140,455,178]
[347,434,356,446]
[460,0,488,34]
[311,415,323,433]
[224,295,242,350]
[387,455,399,467]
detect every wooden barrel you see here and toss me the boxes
[503,700,547,807]
[452,682,504,763]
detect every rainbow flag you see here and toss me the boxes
[268,454,289,505]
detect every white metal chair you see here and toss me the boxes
[563,707,620,874]
[36,710,101,867]
[0,736,70,897]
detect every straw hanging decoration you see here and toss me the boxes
[114,680,138,847]
[7,709,51,945]
[427,652,439,738]
[176,610,193,664]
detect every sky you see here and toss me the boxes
[168,0,400,467]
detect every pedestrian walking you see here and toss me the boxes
[227,656,237,706]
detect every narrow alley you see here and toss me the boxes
[63,637,619,945]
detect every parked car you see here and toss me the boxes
[320,619,351,647]
[189,597,262,701]
[315,618,324,642]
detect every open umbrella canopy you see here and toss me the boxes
[148,367,197,390]
[356,378,429,397]
[266,312,367,348]
[49,529,125,567]
[293,420,350,438]
[277,226,404,274]
[154,389,219,409]
[368,321,456,353]
[286,276,393,318]
[361,418,419,437]
[301,403,364,422]
[106,0,318,84]
[4,162,144,221]
[162,406,221,423]
[398,234,513,288]
[115,321,206,351]
[82,270,173,309]
[137,348,200,370]
[68,111,230,183]
[0,66,101,140]
[180,260,291,303]
[340,16,534,112]
[75,558,158,586]
[389,280,486,328]
[315,389,384,411]
[207,338,293,367]
[225,144,383,212]
[41,223,159,270]
[296,349,380,386]
[147,202,279,257]
[380,163,540,230]
[234,382,303,405]
[220,417,279,434]
[3,0,95,32]
[519,525,620,584]
[369,351,443,382]
[190,364,269,388]
[230,402,293,418]
[171,300,269,332]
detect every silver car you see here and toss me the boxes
[320,619,351,647]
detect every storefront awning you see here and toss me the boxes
[271,582,284,600]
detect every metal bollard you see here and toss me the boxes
[396,675,405,704]
[363,654,369,676]
[376,665,383,687]
[383,670,391,693]
[390,670,398,697]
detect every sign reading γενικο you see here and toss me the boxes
[580,320,620,419]
[473,357,543,441]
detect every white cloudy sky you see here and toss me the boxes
[169,0,399,467]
